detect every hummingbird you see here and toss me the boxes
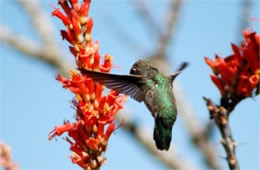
[79,59,188,151]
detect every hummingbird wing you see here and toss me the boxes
[78,69,145,102]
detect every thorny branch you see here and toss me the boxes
[203,97,239,170]
[0,1,203,169]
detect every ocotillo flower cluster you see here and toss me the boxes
[49,0,127,169]
[205,30,259,111]
[204,30,259,169]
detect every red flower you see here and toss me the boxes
[210,75,225,96]
[205,30,260,101]
[52,7,72,26]
[49,0,127,169]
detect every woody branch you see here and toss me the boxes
[203,97,239,170]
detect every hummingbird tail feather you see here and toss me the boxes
[153,118,172,151]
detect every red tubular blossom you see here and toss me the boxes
[85,78,95,99]
[61,30,72,44]
[71,10,81,38]
[80,55,91,69]
[210,75,226,97]
[93,51,101,71]
[52,8,72,26]
[61,29,77,45]
[100,54,113,73]
[70,144,84,157]
[236,71,249,96]
[76,82,88,101]
[78,125,89,140]
[84,114,95,132]
[110,95,127,116]
[56,74,68,84]
[86,17,93,34]
[231,43,241,59]
[58,0,72,18]
[70,0,80,11]
[50,0,126,169]
[95,84,104,102]
[69,46,77,57]
[68,29,78,45]
[217,59,237,86]
[92,41,99,53]
[107,91,118,106]
[84,17,93,42]
[205,57,218,75]
[105,122,116,141]
[80,0,90,17]
[97,121,106,137]
[86,138,99,151]
[48,123,76,140]
[242,31,259,72]
[70,154,87,169]
[98,97,108,114]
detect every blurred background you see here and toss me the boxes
[1,0,259,170]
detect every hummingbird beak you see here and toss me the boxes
[169,71,181,82]
[176,62,189,73]
[169,62,188,82]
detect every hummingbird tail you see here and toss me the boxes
[153,118,172,151]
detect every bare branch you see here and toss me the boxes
[204,97,239,170]
[132,0,161,36]
[0,24,42,56]
[153,0,181,59]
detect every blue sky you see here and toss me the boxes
[1,0,259,170]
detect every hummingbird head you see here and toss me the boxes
[130,59,159,76]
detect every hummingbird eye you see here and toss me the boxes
[130,67,137,74]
